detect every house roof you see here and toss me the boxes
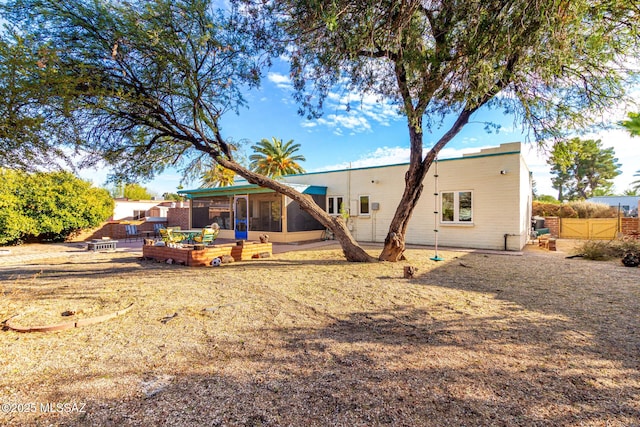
[178,183,327,199]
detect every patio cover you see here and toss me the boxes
[178,183,327,199]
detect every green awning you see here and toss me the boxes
[178,183,327,199]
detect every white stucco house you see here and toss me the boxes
[178,142,533,251]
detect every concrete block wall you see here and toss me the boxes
[544,217,560,238]
[167,208,190,229]
[621,217,639,234]
[83,220,167,240]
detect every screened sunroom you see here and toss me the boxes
[178,183,327,243]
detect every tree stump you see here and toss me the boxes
[403,266,417,279]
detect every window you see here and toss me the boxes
[359,195,370,215]
[327,196,344,215]
[441,191,473,223]
[133,210,146,220]
[191,196,232,229]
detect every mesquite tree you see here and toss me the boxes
[243,0,640,260]
[3,0,375,261]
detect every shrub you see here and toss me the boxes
[574,239,640,261]
[532,202,577,218]
[533,200,619,219]
[0,169,114,245]
[567,201,617,218]
[574,240,616,260]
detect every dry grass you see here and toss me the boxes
[0,243,639,426]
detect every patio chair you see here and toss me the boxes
[159,228,186,244]
[124,224,141,242]
[193,227,219,245]
[153,223,166,238]
[159,228,171,243]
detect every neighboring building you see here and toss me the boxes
[587,196,639,217]
[111,198,184,221]
[178,142,532,251]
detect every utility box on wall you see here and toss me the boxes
[371,202,380,211]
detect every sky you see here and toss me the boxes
[78,59,639,199]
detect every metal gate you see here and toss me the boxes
[560,218,619,240]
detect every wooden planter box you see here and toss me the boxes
[143,245,232,266]
[230,241,273,261]
[142,241,272,266]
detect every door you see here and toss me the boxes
[234,195,249,240]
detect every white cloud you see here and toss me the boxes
[263,78,402,134]
[267,72,293,90]
[312,146,408,171]
[312,144,494,172]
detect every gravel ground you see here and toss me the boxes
[0,240,638,426]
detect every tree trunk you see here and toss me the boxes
[378,109,476,261]
[215,155,376,262]
[378,129,428,261]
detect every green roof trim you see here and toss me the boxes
[178,183,327,199]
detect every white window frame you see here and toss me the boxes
[359,195,371,216]
[133,210,146,220]
[327,196,345,216]
[440,190,473,224]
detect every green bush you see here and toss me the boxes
[0,169,114,244]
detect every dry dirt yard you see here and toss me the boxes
[0,242,639,426]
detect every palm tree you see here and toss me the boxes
[620,112,640,137]
[249,137,306,178]
[200,164,235,188]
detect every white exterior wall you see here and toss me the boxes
[282,142,530,251]
[112,200,172,220]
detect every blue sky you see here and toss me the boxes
[79,59,639,199]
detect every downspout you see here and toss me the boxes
[503,233,518,251]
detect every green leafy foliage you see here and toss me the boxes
[620,113,640,192]
[0,29,82,170]
[0,169,37,244]
[620,112,640,137]
[547,138,621,200]
[162,193,185,202]
[200,164,236,188]
[2,0,269,181]
[249,137,306,179]
[535,195,560,203]
[0,169,114,244]
[123,183,154,200]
